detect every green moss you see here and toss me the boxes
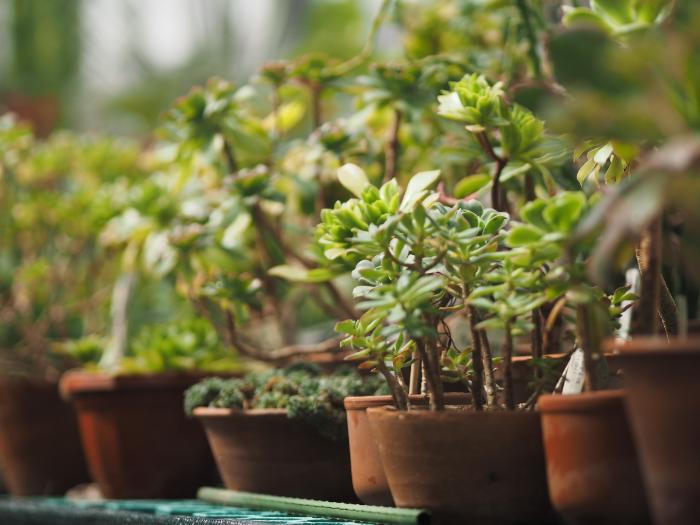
[184,366,386,440]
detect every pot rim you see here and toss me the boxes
[366,405,539,421]
[343,392,470,410]
[537,389,625,414]
[604,336,700,356]
[59,370,218,399]
[192,407,288,418]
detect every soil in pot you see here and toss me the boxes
[610,337,700,525]
[60,371,217,499]
[367,406,555,525]
[0,378,89,495]
[538,390,650,525]
[344,392,470,507]
[194,407,356,502]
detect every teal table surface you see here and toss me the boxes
[0,498,377,525]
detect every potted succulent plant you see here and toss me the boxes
[60,319,241,499]
[186,365,385,502]
[0,116,146,496]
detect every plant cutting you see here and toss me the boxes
[185,365,386,501]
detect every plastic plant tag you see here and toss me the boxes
[617,267,640,341]
[560,348,586,395]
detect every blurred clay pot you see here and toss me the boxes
[344,392,469,506]
[610,337,700,525]
[367,406,554,524]
[60,371,216,499]
[539,390,650,525]
[0,377,88,495]
[194,407,356,502]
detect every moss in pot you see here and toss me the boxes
[185,364,387,501]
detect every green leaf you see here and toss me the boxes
[268,264,311,282]
[506,225,544,247]
[563,8,611,32]
[454,174,491,198]
[577,158,598,186]
[337,163,370,198]
[400,170,440,211]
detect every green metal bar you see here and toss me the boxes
[197,487,431,525]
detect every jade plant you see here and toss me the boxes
[185,365,386,440]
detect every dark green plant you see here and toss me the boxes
[184,366,386,441]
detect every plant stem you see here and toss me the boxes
[476,131,508,211]
[633,216,662,336]
[466,305,484,411]
[480,329,497,408]
[223,140,238,173]
[576,303,598,392]
[310,83,322,129]
[502,321,515,410]
[531,308,543,385]
[99,272,136,372]
[377,359,408,410]
[383,107,402,182]
[543,297,566,355]
[416,337,445,411]
[659,275,679,337]
[409,350,421,395]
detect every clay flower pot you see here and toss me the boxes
[60,371,217,499]
[0,378,88,495]
[610,337,700,525]
[193,407,356,502]
[367,407,554,524]
[344,392,469,506]
[539,390,650,525]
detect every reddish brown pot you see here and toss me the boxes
[60,371,216,499]
[344,392,470,507]
[367,407,554,525]
[0,378,88,495]
[539,390,650,525]
[194,407,355,502]
[610,337,700,525]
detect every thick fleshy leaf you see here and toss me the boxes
[400,170,440,211]
[337,163,370,198]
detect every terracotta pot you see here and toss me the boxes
[539,390,650,525]
[194,407,355,502]
[610,337,700,525]
[344,392,470,506]
[0,378,88,495]
[60,371,217,499]
[367,407,554,524]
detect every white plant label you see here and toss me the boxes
[561,348,586,395]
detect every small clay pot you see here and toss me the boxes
[539,390,650,525]
[0,378,88,495]
[367,407,554,525]
[610,337,700,525]
[194,407,356,502]
[60,371,217,499]
[344,392,469,506]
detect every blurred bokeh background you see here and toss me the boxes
[0,0,399,137]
